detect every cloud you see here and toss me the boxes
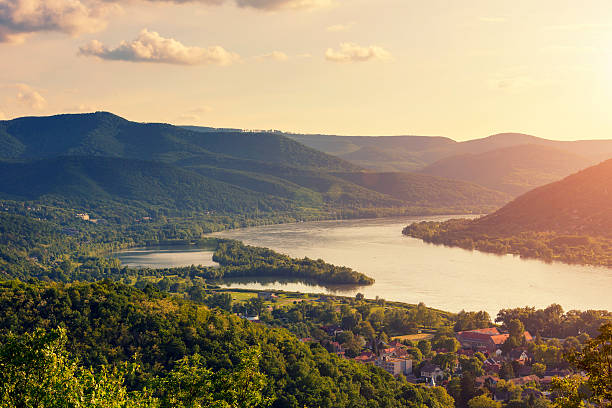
[15,84,47,109]
[234,0,332,11]
[79,29,240,65]
[326,22,355,32]
[0,0,119,43]
[479,17,506,23]
[325,43,393,63]
[255,51,288,61]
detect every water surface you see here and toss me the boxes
[116,245,217,269]
[211,216,612,316]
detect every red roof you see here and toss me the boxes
[490,334,509,345]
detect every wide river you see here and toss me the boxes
[212,216,612,316]
[117,216,612,316]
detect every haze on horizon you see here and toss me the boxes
[2,0,612,141]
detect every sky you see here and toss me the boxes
[1,0,612,141]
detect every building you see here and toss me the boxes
[375,356,413,376]
[456,327,532,353]
[420,362,444,385]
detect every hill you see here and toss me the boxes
[420,144,593,195]
[0,279,455,407]
[286,132,612,195]
[0,113,510,219]
[335,172,509,208]
[0,112,359,172]
[476,158,612,237]
[0,156,291,217]
[403,159,612,267]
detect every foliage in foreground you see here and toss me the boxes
[0,279,454,408]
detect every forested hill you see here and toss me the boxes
[419,144,593,195]
[0,279,455,407]
[0,156,291,215]
[475,158,612,237]
[0,112,509,218]
[0,112,358,171]
[403,159,612,267]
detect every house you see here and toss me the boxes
[328,341,345,356]
[376,356,412,376]
[509,349,529,362]
[483,358,502,374]
[321,325,343,337]
[456,327,533,353]
[420,362,444,384]
[76,213,90,221]
[510,375,540,386]
[354,351,376,364]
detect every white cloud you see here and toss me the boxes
[325,43,393,63]
[79,29,240,65]
[0,0,119,43]
[255,50,288,61]
[15,83,47,109]
[234,0,332,11]
[326,22,355,32]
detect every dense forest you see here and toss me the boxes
[0,112,508,222]
[0,279,455,408]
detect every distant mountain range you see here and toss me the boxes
[285,132,612,195]
[0,113,507,219]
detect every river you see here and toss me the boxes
[117,216,612,316]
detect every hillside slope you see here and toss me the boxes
[287,132,612,185]
[0,156,290,215]
[404,159,612,267]
[336,172,509,208]
[0,113,511,218]
[476,158,612,237]
[420,144,593,195]
[0,112,359,171]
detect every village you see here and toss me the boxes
[234,290,588,406]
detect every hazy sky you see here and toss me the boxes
[1,0,612,141]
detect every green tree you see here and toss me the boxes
[531,362,546,377]
[565,323,612,405]
[468,395,501,408]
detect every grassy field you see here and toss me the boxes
[391,333,435,342]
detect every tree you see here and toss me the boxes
[499,362,515,380]
[531,362,546,377]
[417,340,432,357]
[565,323,612,404]
[460,372,477,408]
[468,395,501,408]
[0,328,152,408]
